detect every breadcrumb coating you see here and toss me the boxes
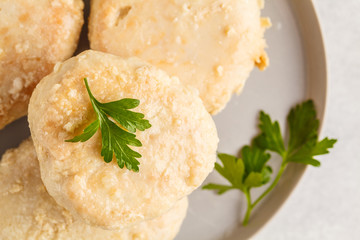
[89,0,270,114]
[0,0,84,129]
[0,139,188,240]
[28,50,218,229]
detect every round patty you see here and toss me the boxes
[28,50,218,229]
[0,139,188,240]
[89,0,270,114]
[0,0,84,129]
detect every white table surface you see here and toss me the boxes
[0,1,357,239]
[256,0,360,239]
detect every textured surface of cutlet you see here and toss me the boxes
[0,0,84,129]
[28,50,218,230]
[89,0,270,114]
[0,138,188,240]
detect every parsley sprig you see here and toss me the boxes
[66,78,151,172]
[203,100,336,225]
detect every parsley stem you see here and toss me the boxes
[242,163,287,225]
[243,188,252,226]
[251,163,287,209]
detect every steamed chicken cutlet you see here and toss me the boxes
[89,0,270,114]
[0,0,84,129]
[28,50,218,230]
[0,139,188,240]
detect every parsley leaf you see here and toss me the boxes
[254,111,285,156]
[203,153,245,194]
[66,78,151,172]
[203,146,272,192]
[203,100,337,226]
[287,100,319,154]
[241,146,271,178]
[253,100,336,167]
[312,137,338,155]
[65,120,100,142]
[284,100,336,166]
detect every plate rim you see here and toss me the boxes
[0,0,328,238]
[230,0,328,238]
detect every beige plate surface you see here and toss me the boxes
[0,0,326,239]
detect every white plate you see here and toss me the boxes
[0,0,326,239]
[175,0,327,239]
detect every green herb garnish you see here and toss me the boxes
[203,100,336,225]
[66,78,151,172]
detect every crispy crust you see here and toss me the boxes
[89,0,269,114]
[28,50,218,229]
[0,138,188,240]
[0,0,84,129]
